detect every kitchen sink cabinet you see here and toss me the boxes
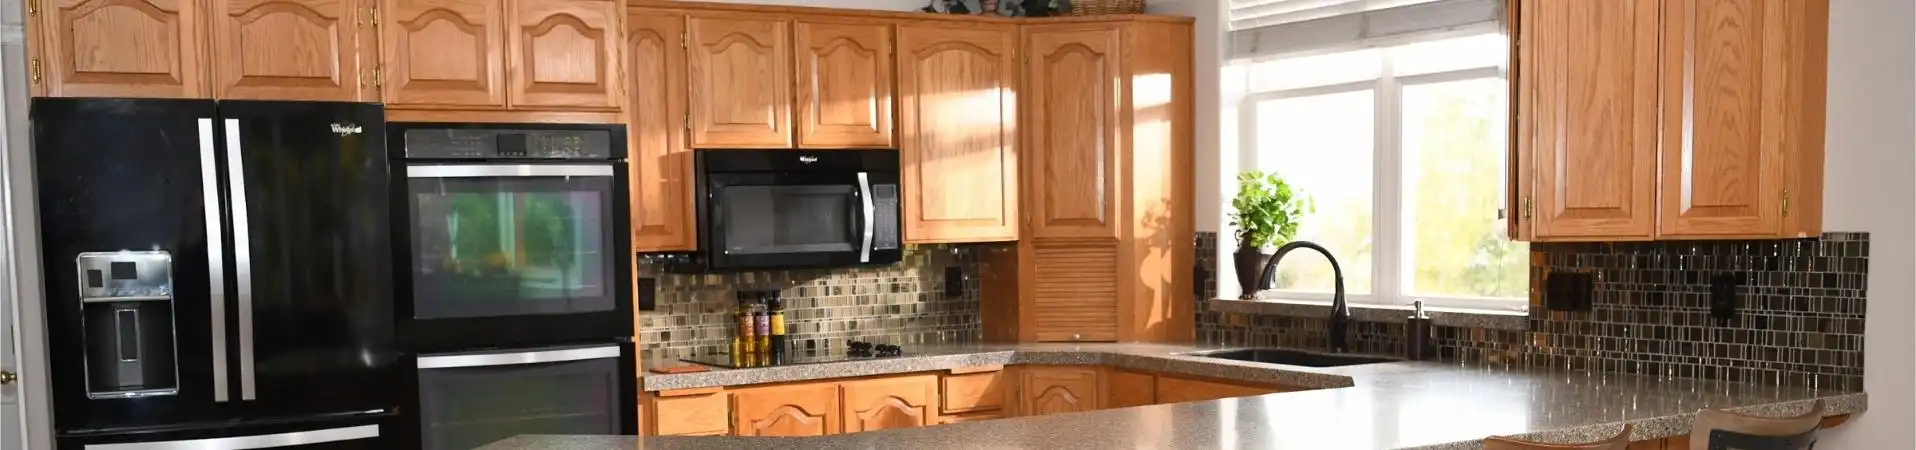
[1510,0,1828,241]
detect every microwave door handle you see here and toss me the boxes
[196,118,229,403]
[857,172,874,263]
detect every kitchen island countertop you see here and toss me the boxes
[495,343,1865,450]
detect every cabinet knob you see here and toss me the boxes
[0,371,16,385]
[1072,334,1081,341]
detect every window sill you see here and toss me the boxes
[1207,296,1530,331]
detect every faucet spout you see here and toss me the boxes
[1255,241,1351,353]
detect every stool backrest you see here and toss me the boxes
[1484,424,1631,450]
[1689,400,1824,450]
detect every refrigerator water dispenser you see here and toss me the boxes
[76,251,179,399]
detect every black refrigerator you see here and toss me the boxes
[30,99,398,449]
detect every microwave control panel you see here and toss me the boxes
[402,128,614,160]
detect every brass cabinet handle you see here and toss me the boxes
[0,371,16,385]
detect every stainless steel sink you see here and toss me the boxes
[1188,348,1399,367]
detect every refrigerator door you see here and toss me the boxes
[30,98,231,433]
[216,101,396,418]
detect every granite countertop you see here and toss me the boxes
[489,343,1865,450]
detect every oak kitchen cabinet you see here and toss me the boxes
[1512,0,1827,241]
[840,375,938,432]
[1017,366,1102,416]
[626,9,696,252]
[795,19,894,148]
[982,18,1194,343]
[731,382,841,437]
[381,0,622,111]
[686,13,792,148]
[30,0,377,100]
[939,367,1012,421]
[897,23,1021,244]
[1153,375,1284,405]
[1107,370,1156,409]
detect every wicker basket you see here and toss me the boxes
[1064,0,1143,16]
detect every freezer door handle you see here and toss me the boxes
[222,118,256,401]
[196,118,229,403]
[81,425,380,449]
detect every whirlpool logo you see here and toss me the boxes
[798,155,819,164]
[330,123,363,136]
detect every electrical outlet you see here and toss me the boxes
[944,266,964,298]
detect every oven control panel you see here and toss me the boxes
[401,128,615,160]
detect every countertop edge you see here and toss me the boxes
[642,347,1358,391]
[1406,392,1869,450]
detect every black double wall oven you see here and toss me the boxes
[388,123,637,449]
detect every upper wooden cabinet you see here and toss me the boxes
[211,0,375,101]
[1512,0,1827,241]
[840,375,937,432]
[795,20,894,148]
[731,383,841,437]
[34,0,209,98]
[508,0,622,110]
[898,23,1020,244]
[1656,0,1826,238]
[626,10,696,252]
[1515,0,1660,241]
[1023,25,1122,240]
[381,0,506,108]
[687,14,793,148]
[1017,366,1101,416]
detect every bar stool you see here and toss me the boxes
[1483,424,1631,450]
[1687,400,1825,450]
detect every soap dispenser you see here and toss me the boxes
[1406,301,1436,361]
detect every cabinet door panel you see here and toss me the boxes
[1154,376,1276,404]
[796,20,893,148]
[647,391,729,436]
[627,10,695,252]
[688,15,792,148]
[1024,27,1121,240]
[1019,366,1100,416]
[1107,371,1155,408]
[212,0,369,100]
[1521,0,1660,240]
[898,25,1019,243]
[732,383,839,437]
[1657,0,1785,237]
[381,0,505,108]
[508,0,620,110]
[841,375,936,432]
[38,0,208,97]
[940,370,1007,414]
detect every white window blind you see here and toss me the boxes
[1229,0,1502,59]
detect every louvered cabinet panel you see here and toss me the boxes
[1029,241,1118,342]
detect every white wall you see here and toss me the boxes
[1816,0,1915,447]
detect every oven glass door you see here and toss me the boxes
[707,172,897,268]
[406,164,621,321]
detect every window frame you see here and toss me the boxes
[1234,28,1524,313]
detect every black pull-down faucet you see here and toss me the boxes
[1255,241,1351,353]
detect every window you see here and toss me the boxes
[1237,32,1525,311]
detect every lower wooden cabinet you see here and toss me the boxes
[1017,366,1103,416]
[939,369,1009,415]
[644,388,730,436]
[731,383,842,437]
[1107,370,1156,408]
[841,375,938,432]
[1154,376,1281,405]
[938,412,1005,424]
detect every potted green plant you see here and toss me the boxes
[1229,171,1310,297]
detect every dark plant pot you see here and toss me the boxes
[1233,245,1275,298]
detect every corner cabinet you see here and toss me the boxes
[898,23,1021,244]
[983,18,1194,343]
[686,14,793,148]
[1511,0,1828,241]
[731,383,841,437]
[626,9,696,252]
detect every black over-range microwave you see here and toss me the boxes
[676,149,902,271]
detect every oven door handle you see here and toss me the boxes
[857,172,874,263]
[416,345,623,369]
[406,164,614,178]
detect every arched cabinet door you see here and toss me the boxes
[211,0,376,100]
[794,19,893,148]
[34,0,209,97]
[508,0,621,110]
[1019,366,1101,416]
[897,23,1020,244]
[841,375,936,432]
[1022,25,1122,240]
[731,383,840,437]
[686,14,792,148]
[380,0,506,108]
